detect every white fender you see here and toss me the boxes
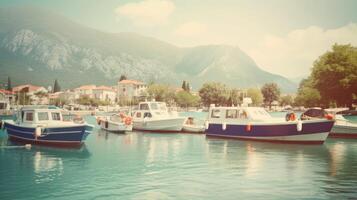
[205,120,209,129]
[222,122,227,130]
[35,126,42,137]
[297,120,303,132]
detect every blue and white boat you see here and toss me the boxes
[205,106,335,144]
[1,106,93,147]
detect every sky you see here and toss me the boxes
[1,0,357,78]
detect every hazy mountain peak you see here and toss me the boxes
[0,6,296,92]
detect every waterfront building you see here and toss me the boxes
[117,80,147,101]
[12,84,48,105]
[93,86,117,104]
[74,85,97,99]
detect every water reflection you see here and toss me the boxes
[32,146,91,183]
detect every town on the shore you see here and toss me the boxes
[0,44,356,113]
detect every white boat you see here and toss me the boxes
[132,101,186,132]
[182,117,205,133]
[205,106,335,144]
[302,108,357,139]
[97,114,132,133]
[329,115,357,138]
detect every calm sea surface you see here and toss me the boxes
[1,112,357,200]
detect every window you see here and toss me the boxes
[150,103,158,110]
[144,112,152,118]
[158,103,167,111]
[25,112,34,121]
[226,109,238,119]
[239,110,248,119]
[140,103,149,110]
[136,112,142,118]
[211,109,220,118]
[51,112,61,121]
[38,112,49,121]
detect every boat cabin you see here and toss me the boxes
[16,107,65,126]
[133,101,169,120]
[208,106,272,123]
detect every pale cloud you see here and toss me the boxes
[115,0,175,26]
[247,23,357,78]
[174,21,207,37]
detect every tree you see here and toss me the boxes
[294,78,321,107]
[198,82,229,107]
[175,91,200,108]
[280,95,294,107]
[147,84,175,103]
[119,75,127,81]
[247,88,263,106]
[53,79,61,93]
[310,44,357,108]
[261,83,280,109]
[7,76,12,91]
[77,95,91,106]
[186,82,190,92]
[182,80,187,91]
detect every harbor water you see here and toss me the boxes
[1,113,357,200]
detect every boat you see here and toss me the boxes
[182,117,205,133]
[1,106,93,147]
[96,113,132,133]
[205,106,335,144]
[336,109,357,116]
[329,115,357,138]
[0,100,13,119]
[302,108,357,138]
[132,101,186,132]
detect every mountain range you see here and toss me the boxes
[0,6,297,92]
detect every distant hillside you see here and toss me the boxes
[0,6,297,92]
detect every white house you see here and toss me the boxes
[74,85,96,99]
[117,80,147,100]
[93,86,117,103]
[12,84,48,105]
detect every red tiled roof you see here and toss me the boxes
[12,84,43,93]
[0,89,15,95]
[94,86,116,92]
[76,85,96,90]
[118,79,145,85]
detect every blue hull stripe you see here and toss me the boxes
[4,123,92,142]
[206,121,334,138]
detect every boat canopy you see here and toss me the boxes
[208,107,272,122]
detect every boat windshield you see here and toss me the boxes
[150,103,159,110]
[110,115,122,122]
[158,103,167,111]
[150,102,167,111]
[246,108,271,120]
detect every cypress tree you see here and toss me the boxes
[182,80,186,91]
[119,75,127,81]
[186,83,190,92]
[7,76,12,91]
[53,79,61,93]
